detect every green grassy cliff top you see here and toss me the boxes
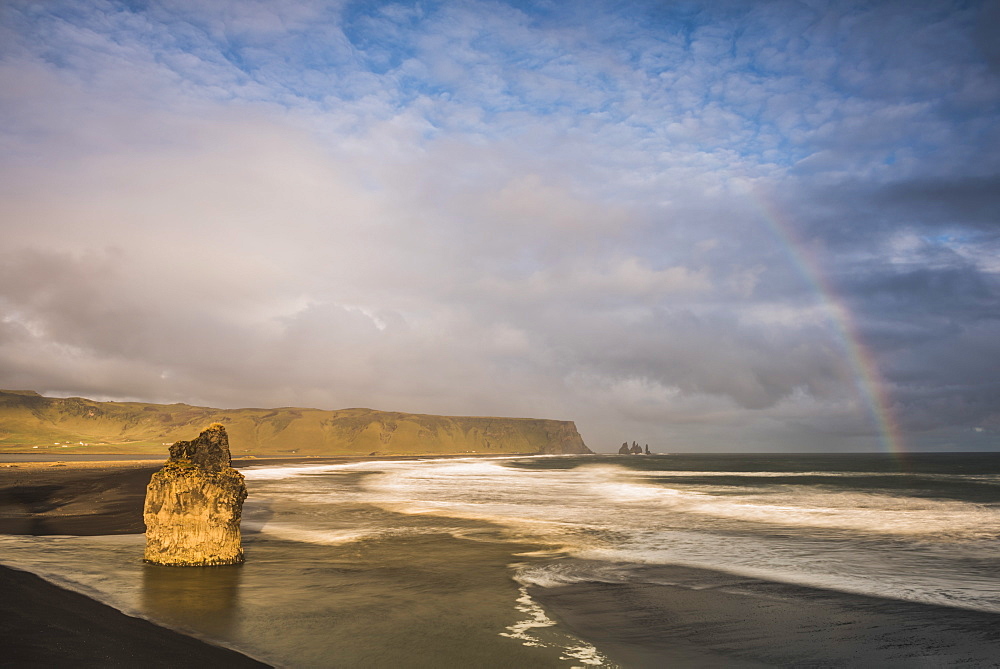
[0,390,591,457]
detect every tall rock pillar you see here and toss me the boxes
[144,424,248,566]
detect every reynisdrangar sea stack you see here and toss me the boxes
[143,423,247,566]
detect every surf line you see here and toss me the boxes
[752,194,906,458]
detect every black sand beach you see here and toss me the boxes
[0,457,353,535]
[0,455,524,668]
[529,563,1000,668]
[5,458,1000,668]
[0,564,270,668]
[0,461,158,535]
[0,459,272,667]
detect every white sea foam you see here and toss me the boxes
[500,586,556,646]
[275,455,1000,613]
[513,561,635,588]
[238,456,1000,615]
[241,464,350,480]
[241,522,379,545]
[241,458,432,480]
[570,544,1000,613]
[500,585,612,667]
[509,537,1000,614]
[586,478,1000,538]
[623,469,1000,480]
[352,459,1000,542]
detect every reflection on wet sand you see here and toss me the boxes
[142,563,243,637]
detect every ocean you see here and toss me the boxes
[3,453,1000,667]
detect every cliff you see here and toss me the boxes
[0,390,592,456]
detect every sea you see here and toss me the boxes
[3,452,1000,667]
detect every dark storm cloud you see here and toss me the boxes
[875,177,1000,229]
[769,174,1000,434]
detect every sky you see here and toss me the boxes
[1,0,998,453]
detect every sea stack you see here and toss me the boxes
[143,424,247,566]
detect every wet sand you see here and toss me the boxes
[0,455,554,668]
[0,456,358,535]
[529,562,1000,668]
[0,564,270,668]
[0,460,159,535]
[0,459,274,667]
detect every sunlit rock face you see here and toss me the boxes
[144,424,247,566]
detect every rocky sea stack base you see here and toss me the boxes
[143,424,247,566]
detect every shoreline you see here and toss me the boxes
[528,562,1000,668]
[0,563,271,668]
[6,456,1000,667]
[0,456,572,668]
[0,454,532,535]
[0,457,276,666]
[0,454,564,667]
[0,458,280,666]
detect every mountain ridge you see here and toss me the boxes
[0,390,592,456]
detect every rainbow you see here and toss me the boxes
[752,194,906,456]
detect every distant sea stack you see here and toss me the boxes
[143,424,247,566]
[619,441,650,454]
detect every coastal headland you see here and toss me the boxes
[0,390,592,456]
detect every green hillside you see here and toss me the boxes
[0,390,591,456]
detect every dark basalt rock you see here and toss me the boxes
[168,424,232,473]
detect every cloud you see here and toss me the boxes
[1,0,998,451]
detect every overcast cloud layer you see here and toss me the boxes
[1,0,998,452]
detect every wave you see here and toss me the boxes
[241,522,379,545]
[513,550,1000,615]
[350,460,1000,541]
[587,479,1000,539]
[241,464,351,480]
[241,455,531,481]
[239,456,1000,615]
[499,585,611,666]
